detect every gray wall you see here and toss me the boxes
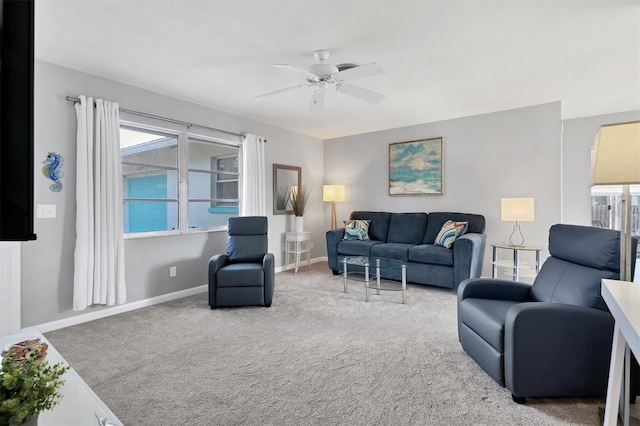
[24,61,324,327]
[561,110,640,225]
[27,60,640,328]
[324,102,563,278]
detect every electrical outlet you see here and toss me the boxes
[169,266,177,277]
[37,204,56,219]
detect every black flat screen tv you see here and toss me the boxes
[0,0,36,241]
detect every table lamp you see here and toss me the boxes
[501,197,535,246]
[590,121,640,282]
[323,184,345,229]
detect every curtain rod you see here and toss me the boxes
[65,96,265,142]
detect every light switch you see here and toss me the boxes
[37,204,56,219]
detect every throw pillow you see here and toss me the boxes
[343,219,371,241]
[434,220,468,249]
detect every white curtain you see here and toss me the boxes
[240,133,267,216]
[73,95,126,311]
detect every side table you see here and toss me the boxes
[284,231,312,274]
[491,243,542,281]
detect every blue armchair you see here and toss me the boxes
[208,216,274,309]
[458,224,637,403]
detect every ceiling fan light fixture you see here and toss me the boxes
[316,81,329,92]
[309,63,338,78]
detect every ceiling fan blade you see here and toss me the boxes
[254,84,308,99]
[273,64,319,82]
[310,87,326,112]
[336,83,385,104]
[334,63,385,82]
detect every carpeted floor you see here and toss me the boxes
[46,263,617,425]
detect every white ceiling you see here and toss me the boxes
[35,0,640,140]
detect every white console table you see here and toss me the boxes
[602,279,640,426]
[0,331,123,426]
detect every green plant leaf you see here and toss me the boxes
[290,185,311,217]
[0,346,70,425]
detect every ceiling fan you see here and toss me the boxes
[255,50,385,112]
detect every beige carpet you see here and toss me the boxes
[46,262,620,425]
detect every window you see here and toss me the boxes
[187,138,239,229]
[590,185,640,256]
[121,124,240,236]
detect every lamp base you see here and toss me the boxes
[330,202,337,230]
[508,222,525,247]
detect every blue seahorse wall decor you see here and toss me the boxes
[42,152,63,192]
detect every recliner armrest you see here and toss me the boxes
[209,254,228,277]
[208,254,228,308]
[504,302,614,397]
[263,253,275,305]
[458,278,531,303]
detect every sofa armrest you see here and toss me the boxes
[326,228,345,272]
[458,278,531,303]
[452,233,486,289]
[504,302,614,398]
[263,253,275,305]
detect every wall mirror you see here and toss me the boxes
[273,163,301,215]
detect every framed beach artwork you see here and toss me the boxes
[389,137,443,195]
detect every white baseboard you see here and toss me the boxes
[22,285,208,334]
[276,256,327,273]
[24,256,330,334]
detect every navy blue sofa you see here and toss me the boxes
[326,211,486,289]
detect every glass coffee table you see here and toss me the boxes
[341,256,408,304]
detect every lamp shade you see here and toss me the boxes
[590,121,640,186]
[501,198,535,222]
[323,184,345,202]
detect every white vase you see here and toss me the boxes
[294,216,304,232]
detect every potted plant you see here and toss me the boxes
[290,185,311,232]
[0,340,70,426]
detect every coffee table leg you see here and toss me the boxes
[365,265,370,302]
[401,265,407,304]
[343,261,347,293]
[376,259,381,295]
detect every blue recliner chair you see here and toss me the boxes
[209,216,274,309]
[458,224,637,403]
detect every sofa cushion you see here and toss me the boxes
[370,243,413,262]
[338,240,382,256]
[434,220,468,248]
[458,298,520,351]
[386,213,428,244]
[349,211,391,242]
[408,244,454,266]
[424,212,486,244]
[343,219,371,240]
